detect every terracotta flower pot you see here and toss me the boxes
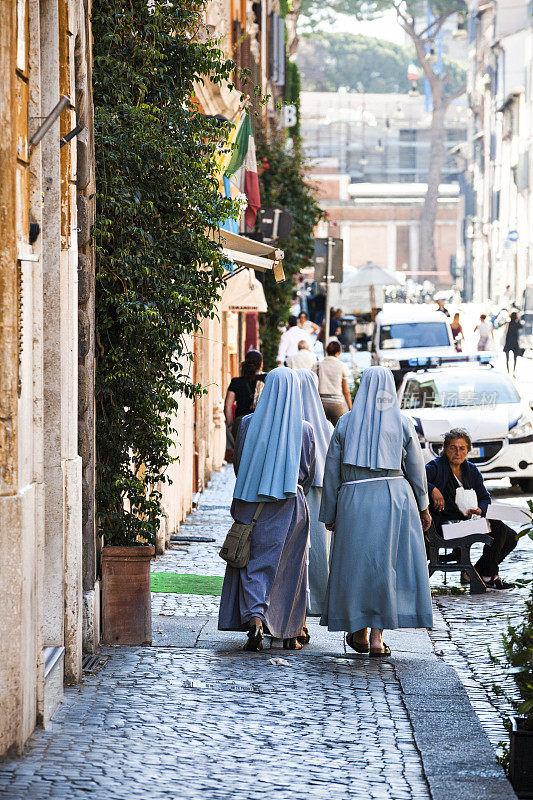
[101,545,155,645]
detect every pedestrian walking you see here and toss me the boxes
[426,429,516,589]
[297,311,320,336]
[286,340,317,371]
[503,311,523,375]
[436,298,450,317]
[296,369,334,617]
[474,314,493,351]
[319,366,433,657]
[315,340,352,425]
[450,312,464,352]
[224,350,265,444]
[277,315,311,365]
[218,367,316,651]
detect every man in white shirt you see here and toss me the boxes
[277,316,311,364]
[286,340,317,370]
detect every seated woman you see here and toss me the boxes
[218,367,316,651]
[426,428,517,590]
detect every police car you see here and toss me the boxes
[397,358,533,493]
[372,305,456,386]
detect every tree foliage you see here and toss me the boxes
[297,32,465,95]
[92,0,239,545]
[300,0,466,23]
[257,129,323,369]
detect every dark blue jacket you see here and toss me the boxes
[426,456,491,529]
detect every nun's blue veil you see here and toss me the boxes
[233,367,303,502]
[343,366,403,471]
[295,369,333,487]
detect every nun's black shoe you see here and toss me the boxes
[283,637,303,650]
[346,632,369,653]
[297,626,311,645]
[243,624,263,651]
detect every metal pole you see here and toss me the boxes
[324,237,333,352]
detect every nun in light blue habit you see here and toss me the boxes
[296,369,334,617]
[319,366,433,657]
[218,367,316,651]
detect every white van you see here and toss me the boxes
[372,305,456,385]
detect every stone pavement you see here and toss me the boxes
[0,466,522,800]
[427,483,533,758]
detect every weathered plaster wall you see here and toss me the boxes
[0,0,93,757]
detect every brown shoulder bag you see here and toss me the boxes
[219,503,265,568]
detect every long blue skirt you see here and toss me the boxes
[321,477,433,632]
[218,491,309,639]
[307,487,331,616]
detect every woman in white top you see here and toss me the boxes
[474,314,493,351]
[297,311,320,336]
[314,340,352,425]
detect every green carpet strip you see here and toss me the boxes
[151,573,223,596]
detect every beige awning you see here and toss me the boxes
[220,268,268,313]
[208,228,285,282]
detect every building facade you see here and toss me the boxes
[309,162,460,285]
[301,91,468,185]
[0,0,94,755]
[461,0,532,302]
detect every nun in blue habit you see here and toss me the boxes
[319,366,433,657]
[296,369,334,617]
[218,367,316,651]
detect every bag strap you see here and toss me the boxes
[250,502,265,525]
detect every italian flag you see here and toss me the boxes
[225,112,261,228]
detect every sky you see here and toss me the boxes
[300,9,406,46]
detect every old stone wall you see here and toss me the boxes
[0,0,94,757]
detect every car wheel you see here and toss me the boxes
[517,478,533,493]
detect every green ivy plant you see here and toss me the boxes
[92,0,240,545]
[257,121,323,368]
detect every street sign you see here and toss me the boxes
[508,229,519,242]
[314,238,343,283]
[259,208,293,241]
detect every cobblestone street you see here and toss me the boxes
[0,467,527,799]
[428,482,533,757]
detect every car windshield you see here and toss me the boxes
[401,371,520,409]
[379,322,450,349]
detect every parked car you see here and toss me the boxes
[398,364,533,492]
[372,305,457,386]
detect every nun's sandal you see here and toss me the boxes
[369,643,391,658]
[243,624,263,652]
[346,632,370,654]
[283,637,303,650]
[297,626,310,645]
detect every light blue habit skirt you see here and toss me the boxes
[321,477,433,632]
[307,487,331,617]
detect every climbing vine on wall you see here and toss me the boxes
[257,126,323,369]
[92,0,239,545]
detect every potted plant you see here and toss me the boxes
[504,500,533,798]
[92,0,239,644]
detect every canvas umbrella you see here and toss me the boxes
[346,261,401,310]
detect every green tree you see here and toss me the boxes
[296,32,465,96]
[299,0,468,274]
[92,0,239,544]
